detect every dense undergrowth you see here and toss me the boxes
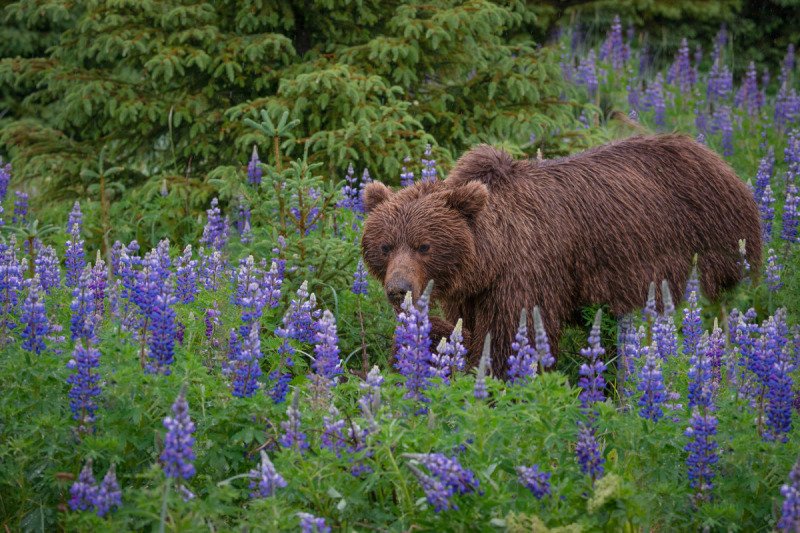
[0,11,799,533]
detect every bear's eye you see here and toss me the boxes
[417,244,430,254]
[380,244,392,255]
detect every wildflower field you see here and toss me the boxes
[1,4,800,532]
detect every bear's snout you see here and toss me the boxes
[384,252,425,309]
[385,278,414,307]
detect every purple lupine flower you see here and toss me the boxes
[627,81,640,111]
[642,73,666,126]
[205,306,220,342]
[782,184,799,244]
[404,453,480,496]
[685,265,700,300]
[638,342,666,422]
[94,465,122,517]
[682,290,703,358]
[200,198,227,251]
[707,320,725,387]
[262,260,282,309]
[359,365,384,417]
[753,151,774,204]
[290,187,321,234]
[421,145,438,183]
[643,281,657,321]
[145,274,177,375]
[736,62,761,115]
[711,105,734,157]
[578,310,606,410]
[69,460,97,511]
[267,370,292,404]
[765,328,795,443]
[160,387,196,479]
[759,184,775,241]
[0,160,10,202]
[685,328,718,502]
[249,450,287,498]
[247,145,262,185]
[351,259,368,295]
[616,316,639,398]
[199,248,226,291]
[230,323,262,397]
[298,513,331,533]
[0,238,24,339]
[12,191,28,224]
[516,464,551,499]
[779,456,800,532]
[240,219,252,244]
[68,201,82,233]
[279,390,309,452]
[312,310,341,381]
[576,422,604,481]
[88,254,107,320]
[577,50,598,97]
[667,38,692,93]
[474,334,491,400]
[407,464,455,512]
[20,276,48,354]
[175,245,198,304]
[600,15,626,72]
[654,282,679,360]
[766,249,784,292]
[394,286,435,404]
[338,164,362,213]
[35,244,60,293]
[431,319,467,381]
[66,340,101,430]
[532,306,554,370]
[279,280,320,345]
[320,405,347,456]
[234,197,251,237]
[65,223,85,288]
[507,308,536,384]
[234,255,264,324]
[400,157,415,187]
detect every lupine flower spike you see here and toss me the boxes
[249,450,287,498]
[474,333,491,400]
[161,387,196,480]
[533,306,554,370]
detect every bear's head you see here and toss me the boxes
[361,180,489,309]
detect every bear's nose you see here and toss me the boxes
[386,279,413,305]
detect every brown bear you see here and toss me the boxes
[361,134,762,376]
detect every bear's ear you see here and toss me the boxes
[363,181,393,214]
[445,181,489,222]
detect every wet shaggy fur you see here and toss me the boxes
[361,134,762,376]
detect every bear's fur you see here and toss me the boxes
[361,134,762,376]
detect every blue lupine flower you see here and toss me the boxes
[94,465,122,517]
[400,157,415,187]
[685,329,718,502]
[312,310,341,382]
[405,453,480,496]
[627,82,640,111]
[199,248,226,291]
[69,460,97,511]
[12,191,28,224]
[576,422,604,481]
[0,160,10,202]
[247,145,262,185]
[643,73,666,126]
[160,387,196,479]
[351,260,368,295]
[298,513,331,533]
[667,38,692,93]
[600,15,627,71]
[234,255,264,325]
[753,150,774,204]
[65,223,85,288]
[684,264,700,300]
[643,281,657,321]
[577,49,598,97]
[249,451,287,498]
[359,365,384,417]
[735,62,761,115]
[68,201,82,233]
[707,320,725,387]
[712,105,734,157]
[279,390,309,453]
[394,286,434,404]
[654,282,679,360]
[474,334,491,400]
[765,339,795,443]
[507,308,536,384]
[779,456,800,532]
[638,342,666,422]
[145,274,177,375]
[0,239,24,339]
[766,249,784,292]
[431,319,467,381]
[175,245,198,304]
[533,306,554,370]
[407,463,455,512]
[782,184,799,244]
[66,340,101,430]
[230,323,262,398]
[35,244,61,293]
[682,290,703,358]
[320,405,347,456]
[200,198,228,251]
[278,280,320,345]
[338,164,363,213]
[616,316,639,397]
[268,370,292,404]
[260,260,282,309]
[20,276,48,354]
[516,464,552,499]
[578,310,606,410]
[89,255,107,321]
[759,184,775,241]
[421,145,438,183]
